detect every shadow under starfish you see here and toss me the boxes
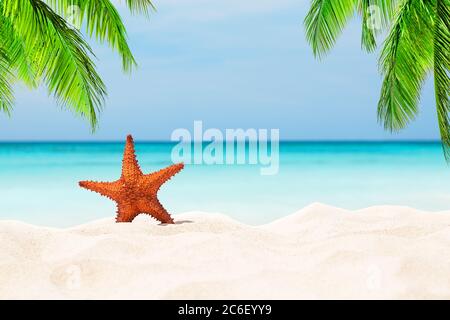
[79,135,184,224]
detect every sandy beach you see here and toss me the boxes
[1,203,450,299]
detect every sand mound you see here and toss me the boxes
[1,204,450,299]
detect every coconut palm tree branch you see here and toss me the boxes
[304,0,357,58]
[359,0,397,52]
[377,0,434,131]
[433,0,450,158]
[0,14,37,87]
[0,47,14,114]
[84,0,137,71]
[45,0,137,72]
[360,0,378,52]
[368,0,398,25]
[305,0,398,58]
[2,0,107,128]
[123,0,156,16]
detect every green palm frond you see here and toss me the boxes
[359,0,397,52]
[378,0,434,131]
[360,0,378,52]
[304,0,398,58]
[304,0,357,58]
[433,0,450,157]
[46,0,137,72]
[0,48,14,114]
[82,0,136,71]
[0,14,37,87]
[305,0,450,160]
[124,0,156,16]
[2,0,107,128]
[84,0,136,72]
[0,0,153,128]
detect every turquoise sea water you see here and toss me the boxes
[1,141,449,227]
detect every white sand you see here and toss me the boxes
[2,203,450,299]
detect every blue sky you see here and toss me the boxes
[0,0,439,141]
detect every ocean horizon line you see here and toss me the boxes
[0,139,443,144]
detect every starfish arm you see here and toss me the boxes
[121,135,143,180]
[116,203,139,223]
[79,180,122,201]
[140,199,174,224]
[143,163,184,192]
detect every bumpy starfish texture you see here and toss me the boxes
[79,135,184,224]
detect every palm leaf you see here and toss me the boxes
[433,0,450,158]
[359,0,397,52]
[2,0,107,128]
[377,0,434,131]
[360,0,378,52]
[0,48,14,114]
[0,14,37,87]
[304,0,357,58]
[124,0,155,16]
[46,0,137,72]
[304,0,398,57]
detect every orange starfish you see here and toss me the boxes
[79,135,184,224]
